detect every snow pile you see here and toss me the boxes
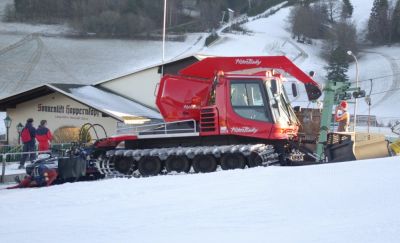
[1,157,400,242]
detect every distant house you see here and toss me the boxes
[94,55,201,110]
[351,115,378,127]
[0,55,203,144]
[0,84,162,144]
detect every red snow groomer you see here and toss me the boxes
[94,56,322,177]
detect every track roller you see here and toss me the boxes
[192,154,217,173]
[138,156,162,176]
[165,155,190,173]
[220,153,246,170]
[114,156,135,175]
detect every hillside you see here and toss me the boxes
[201,0,400,126]
[1,0,400,134]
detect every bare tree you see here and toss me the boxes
[289,2,329,40]
[325,0,340,23]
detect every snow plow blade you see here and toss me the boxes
[325,132,392,162]
[325,133,356,162]
[390,140,400,155]
[354,133,392,160]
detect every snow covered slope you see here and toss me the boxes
[1,157,399,243]
[1,0,399,133]
[200,0,400,124]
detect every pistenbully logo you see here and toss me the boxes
[235,58,261,66]
[231,127,258,134]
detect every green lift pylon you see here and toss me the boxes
[316,80,351,161]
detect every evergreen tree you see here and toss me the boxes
[367,0,390,44]
[341,0,354,18]
[325,47,349,82]
[392,0,400,42]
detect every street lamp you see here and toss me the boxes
[347,50,359,132]
[3,115,12,145]
[16,122,24,145]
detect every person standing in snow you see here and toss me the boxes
[335,101,350,132]
[19,118,36,169]
[36,120,53,152]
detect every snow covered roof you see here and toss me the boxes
[0,83,162,123]
[93,54,202,86]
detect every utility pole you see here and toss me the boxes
[162,0,167,75]
[347,50,359,132]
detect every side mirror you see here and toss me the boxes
[292,83,298,97]
[271,79,278,95]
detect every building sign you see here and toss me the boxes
[37,104,101,117]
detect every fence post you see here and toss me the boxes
[1,154,5,183]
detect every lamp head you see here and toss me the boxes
[347,50,352,56]
[3,115,12,128]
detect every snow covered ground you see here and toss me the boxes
[2,162,26,175]
[1,156,399,243]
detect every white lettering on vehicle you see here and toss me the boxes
[230,127,258,134]
[235,58,261,66]
[183,104,200,110]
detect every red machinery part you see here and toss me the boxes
[179,56,321,101]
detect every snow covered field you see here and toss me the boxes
[1,157,399,243]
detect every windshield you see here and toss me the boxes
[230,81,272,122]
[265,80,298,126]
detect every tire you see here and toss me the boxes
[114,157,134,175]
[220,153,246,170]
[192,154,217,173]
[138,156,162,176]
[165,155,190,173]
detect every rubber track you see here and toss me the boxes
[97,144,279,178]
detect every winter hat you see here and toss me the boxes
[27,118,34,123]
[340,101,348,110]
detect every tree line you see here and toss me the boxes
[4,0,289,37]
[288,0,400,82]
[288,0,356,82]
[368,0,400,45]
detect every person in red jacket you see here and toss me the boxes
[36,120,53,152]
[335,101,350,132]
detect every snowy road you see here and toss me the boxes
[1,157,399,243]
[366,51,400,109]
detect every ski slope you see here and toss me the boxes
[1,156,399,243]
[199,0,400,125]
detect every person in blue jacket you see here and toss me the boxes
[19,118,36,169]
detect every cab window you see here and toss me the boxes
[230,81,271,122]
